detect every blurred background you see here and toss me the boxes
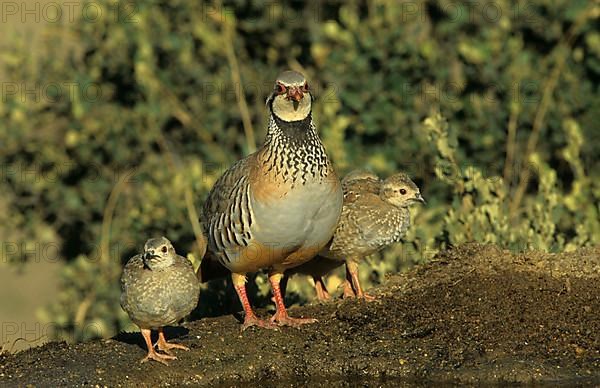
[1,0,598,352]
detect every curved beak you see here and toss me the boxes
[287,87,303,103]
[142,251,158,261]
[415,193,426,204]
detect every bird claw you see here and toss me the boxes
[157,341,189,355]
[241,315,279,331]
[140,350,177,366]
[315,289,331,302]
[343,292,376,302]
[361,293,376,302]
[343,282,356,299]
[271,313,318,328]
[342,279,375,301]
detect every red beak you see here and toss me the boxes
[287,87,303,102]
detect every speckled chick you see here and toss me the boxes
[288,170,424,301]
[120,237,199,365]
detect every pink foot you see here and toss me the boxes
[343,280,356,299]
[358,293,376,302]
[314,276,331,301]
[156,329,190,355]
[140,349,177,366]
[242,314,279,331]
[271,311,318,328]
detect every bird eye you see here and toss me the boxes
[302,82,309,92]
[400,189,407,195]
[275,83,286,94]
[161,246,167,253]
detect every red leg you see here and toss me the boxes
[270,271,317,327]
[272,274,290,304]
[140,328,176,365]
[232,273,277,330]
[346,260,375,302]
[313,276,330,301]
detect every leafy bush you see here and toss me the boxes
[1,0,598,341]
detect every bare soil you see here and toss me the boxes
[1,244,599,387]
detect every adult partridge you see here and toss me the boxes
[120,237,199,365]
[287,170,424,301]
[198,70,343,329]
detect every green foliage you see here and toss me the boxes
[421,112,600,254]
[1,0,598,342]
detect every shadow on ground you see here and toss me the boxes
[1,244,599,386]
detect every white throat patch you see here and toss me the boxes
[272,93,312,122]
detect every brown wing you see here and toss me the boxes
[201,154,256,265]
[329,193,409,258]
[341,169,379,185]
[328,192,378,257]
[342,170,381,203]
[202,156,254,218]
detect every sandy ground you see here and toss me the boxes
[1,244,599,386]
[0,260,61,353]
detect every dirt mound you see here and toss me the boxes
[2,244,599,386]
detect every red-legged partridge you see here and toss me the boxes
[198,71,343,329]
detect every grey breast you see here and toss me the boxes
[250,177,342,253]
[120,255,199,329]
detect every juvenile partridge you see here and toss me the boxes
[198,70,343,329]
[120,237,199,365]
[287,170,424,301]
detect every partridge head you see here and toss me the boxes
[268,70,312,122]
[380,173,425,208]
[142,237,176,270]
